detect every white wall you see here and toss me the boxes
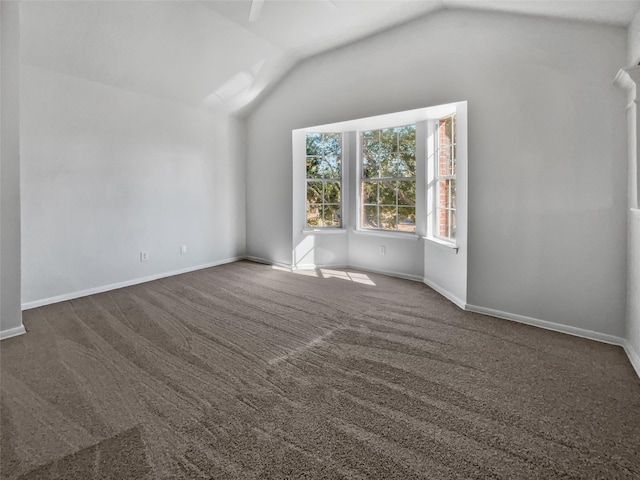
[629,9,640,67]
[628,209,640,371]
[246,9,628,338]
[424,107,468,306]
[463,15,627,338]
[20,65,246,305]
[625,9,640,374]
[0,1,25,339]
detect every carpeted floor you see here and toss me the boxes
[1,260,639,479]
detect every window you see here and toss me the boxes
[306,133,342,228]
[294,101,465,251]
[435,115,457,241]
[360,125,416,233]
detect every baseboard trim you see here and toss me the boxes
[21,256,244,310]
[623,341,640,379]
[466,303,626,346]
[293,263,349,272]
[328,264,423,283]
[243,256,292,270]
[0,325,27,341]
[422,277,467,310]
[252,257,424,283]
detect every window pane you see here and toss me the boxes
[439,117,453,146]
[395,153,416,177]
[324,182,341,203]
[306,156,322,178]
[451,115,457,147]
[321,156,341,179]
[377,154,393,178]
[437,208,451,238]
[378,181,396,205]
[306,132,342,180]
[361,181,377,204]
[380,154,401,178]
[397,180,416,206]
[363,130,383,178]
[437,180,450,209]
[449,179,457,210]
[450,209,457,239]
[438,147,452,176]
[324,205,341,227]
[307,182,323,204]
[306,204,322,227]
[362,130,377,153]
[306,133,322,156]
[362,150,379,178]
[398,207,416,233]
[398,125,416,155]
[449,147,456,176]
[379,206,397,231]
[438,116,456,176]
[362,126,415,180]
[380,128,397,154]
[323,133,342,156]
[361,205,378,229]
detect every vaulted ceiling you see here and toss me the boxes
[20,0,640,113]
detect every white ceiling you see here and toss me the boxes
[20,0,640,112]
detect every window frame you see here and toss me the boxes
[357,125,417,235]
[433,114,457,244]
[304,132,344,230]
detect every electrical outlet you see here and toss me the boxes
[180,245,187,254]
[379,245,386,256]
[140,251,149,262]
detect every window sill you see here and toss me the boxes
[302,228,347,235]
[422,236,459,253]
[353,229,420,241]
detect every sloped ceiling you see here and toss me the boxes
[20,0,640,113]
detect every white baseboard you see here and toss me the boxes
[465,304,640,379]
[342,264,423,283]
[0,324,26,340]
[250,257,424,283]
[293,263,348,271]
[21,256,244,310]
[243,255,292,270]
[466,303,626,346]
[623,341,640,379]
[422,277,467,310]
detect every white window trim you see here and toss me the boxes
[422,235,459,252]
[433,115,457,245]
[356,125,419,236]
[303,132,345,230]
[425,113,458,248]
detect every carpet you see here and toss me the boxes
[1,260,639,479]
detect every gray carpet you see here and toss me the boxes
[1,260,639,479]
